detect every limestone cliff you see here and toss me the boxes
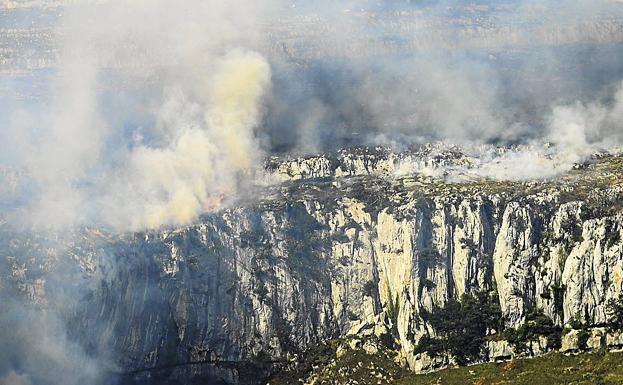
[2,146,623,384]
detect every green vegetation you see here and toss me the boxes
[577,329,591,350]
[551,283,566,318]
[416,293,565,362]
[268,337,402,385]
[362,280,376,297]
[606,293,623,331]
[397,351,623,385]
[503,309,562,351]
[417,292,503,364]
[270,338,623,385]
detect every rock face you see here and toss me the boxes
[3,148,623,384]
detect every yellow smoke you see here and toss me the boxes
[208,50,271,171]
[125,50,271,229]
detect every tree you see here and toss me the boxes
[606,293,623,331]
[418,291,503,364]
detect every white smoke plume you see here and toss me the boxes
[7,0,274,231]
[440,80,623,182]
[106,50,271,229]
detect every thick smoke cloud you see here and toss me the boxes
[0,372,30,385]
[104,50,270,229]
[4,0,274,230]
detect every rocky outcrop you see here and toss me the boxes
[2,149,623,384]
[265,145,470,182]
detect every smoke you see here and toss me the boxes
[0,372,30,385]
[547,80,623,158]
[105,50,271,229]
[549,82,623,148]
[2,0,623,230]
[2,0,275,230]
[260,1,623,157]
[433,80,623,182]
[1,1,623,383]
[0,300,104,385]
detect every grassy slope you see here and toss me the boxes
[398,351,623,385]
[269,339,623,385]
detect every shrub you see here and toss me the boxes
[504,309,562,351]
[577,329,590,350]
[569,313,585,330]
[362,280,376,297]
[605,228,621,250]
[606,294,623,331]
